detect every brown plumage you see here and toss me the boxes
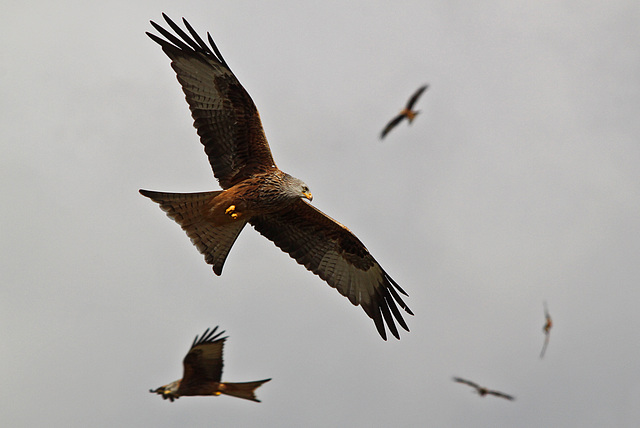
[453,377,515,401]
[540,301,553,358]
[380,85,428,139]
[150,327,271,402]
[140,15,412,340]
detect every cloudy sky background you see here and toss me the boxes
[2,1,639,426]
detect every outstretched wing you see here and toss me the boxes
[380,114,406,139]
[453,377,481,390]
[147,14,276,189]
[487,390,515,401]
[543,300,550,317]
[250,200,412,340]
[181,327,227,388]
[540,334,550,359]
[405,84,428,110]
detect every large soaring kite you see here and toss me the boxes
[140,15,412,340]
[150,327,271,402]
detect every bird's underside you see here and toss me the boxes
[141,14,412,340]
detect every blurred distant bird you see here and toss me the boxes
[540,301,553,358]
[150,327,271,402]
[140,14,412,340]
[453,377,515,401]
[380,85,428,139]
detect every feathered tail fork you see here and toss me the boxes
[139,189,247,275]
[220,379,272,402]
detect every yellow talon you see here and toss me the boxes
[225,205,236,215]
[231,213,238,219]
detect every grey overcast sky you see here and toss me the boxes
[2,1,640,427]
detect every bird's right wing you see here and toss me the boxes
[147,14,277,189]
[488,390,515,401]
[405,85,428,110]
[540,334,550,358]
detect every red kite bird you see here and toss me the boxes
[140,15,412,340]
[540,301,553,358]
[380,85,428,139]
[150,327,271,402]
[453,377,515,401]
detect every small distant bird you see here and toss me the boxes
[540,301,553,358]
[380,84,429,139]
[453,377,515,401]
[150,327,271,402]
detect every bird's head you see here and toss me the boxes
[150,380,181,402]
[283,174,312,201]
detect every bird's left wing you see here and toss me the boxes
[453,377,480,389]
[182,327,227,386]
[380,114,405,139]
[250,200,412,340]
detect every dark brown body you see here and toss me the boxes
[151,378,271,402]
[150,327,271,403]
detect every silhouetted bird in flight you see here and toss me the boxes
[380,84,428,139]
[540,301,553,358]
[150,327,271,402]
[453,377,515,401]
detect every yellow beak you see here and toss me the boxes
[303,192,313,201]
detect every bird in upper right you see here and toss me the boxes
[380,84,429,139]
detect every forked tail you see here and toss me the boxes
[220,379,272,402]
[139,189,247,275]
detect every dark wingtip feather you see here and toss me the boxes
[212,264,223,276]
[378,297,400,340]
[207,32,230,69]
[182,18,211,53]
[148,15,230,72]
[371,310,388,341]
[191,326,227,348]
[385,289,410,332]
[386,282,414,317]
